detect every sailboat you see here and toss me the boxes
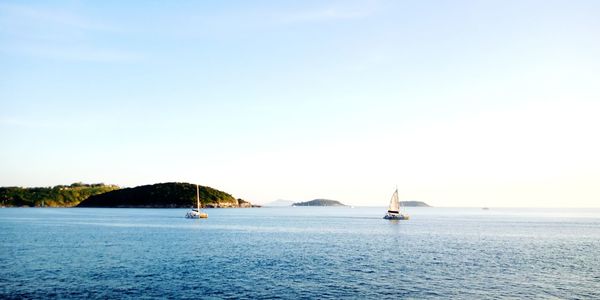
[185,184,208,219]
[383,188,409,220]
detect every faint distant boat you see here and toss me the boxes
[185,184,208,219]
[482,207,490,210]
[383,188,409,220]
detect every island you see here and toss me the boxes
[293,199,347,206]
[401,201,430,207]
[77,182,253,208]
[0,183,119,207]
[0,182,254,208]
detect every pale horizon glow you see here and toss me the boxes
[1,1,599,207]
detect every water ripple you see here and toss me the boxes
[1,207,599,299]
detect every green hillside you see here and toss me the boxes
[77,182,241,208]
[0,183,120,207]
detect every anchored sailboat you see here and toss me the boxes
[383,188,409,220]
[185,184,208,219]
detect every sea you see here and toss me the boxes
[1,207,599,299]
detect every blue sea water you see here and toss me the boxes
[1,207,599,299]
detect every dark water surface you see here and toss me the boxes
[1,207,599,299]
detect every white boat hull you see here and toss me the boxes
[186,210,208,219]
[383,213,409,220]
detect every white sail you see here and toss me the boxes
[384,187,408,220]
[388,189,400,213]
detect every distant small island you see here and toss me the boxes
[293,199,347,206]
[401,201,430,207]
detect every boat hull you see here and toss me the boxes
[383,214,409,220]
[185,211,208,219]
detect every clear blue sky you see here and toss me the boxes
[1,1,599,207]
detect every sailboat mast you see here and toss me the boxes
[196,184,200,210]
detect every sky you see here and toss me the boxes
[1,0,599,207]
